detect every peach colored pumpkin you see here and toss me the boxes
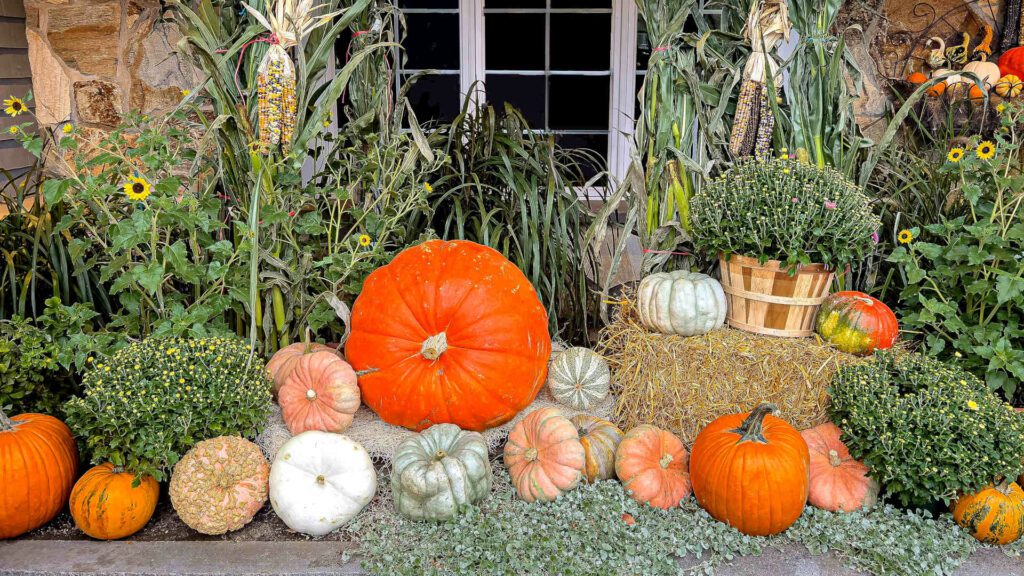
[266,342,344,396]
[801,423,879,512]
[169,436,270,535]
[615,425,692,509]
[503,408,585,502]
[278,353,360,435]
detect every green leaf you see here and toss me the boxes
[135,261,165,295]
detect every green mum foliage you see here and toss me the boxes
[64,336,271,481]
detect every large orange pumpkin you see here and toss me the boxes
[800,423,878,512]
[952,481,1024,545]
[999,47,1024,80]
[69,463,159,540]
[615,425,692,509]
[0,410,78,539]
[571,414,623,483]
[266,342,344,396]
[346,240,552,431]
[504,407,585,502]
[690,403,810,536]
[278,353,360,435]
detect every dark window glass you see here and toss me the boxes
[486,0,546,8]
[553,133,607,182]
[549,75,609,130]
[551,0,612,8]
[486,74,545,126]
[398,0,458,8]
[403,74,461,124]
[485,14,545,70]
[634,73,646,121]
[403,13,460,70]
[550,14,610,71]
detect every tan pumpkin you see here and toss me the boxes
[503,407,585,502]
[570,415,623,483]
[278,353,360,435]
[70,463,159,540]
[963,54,1001,88]
[800,423,878,512]
[266,342,344,396]
[615,425,692,509]
[952,481,1024,545]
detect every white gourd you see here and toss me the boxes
[637,271,727,336]
[269,431,377,536]
[547,347,611,410]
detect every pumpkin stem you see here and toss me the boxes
[732,403,777,444]
[659,453,674,469]
[828,449,843,467]
[306,389,317,401]
[316,474,326,485]
[524,447,538,462]
[0,407,12,431]
[434,450,448,460]
[421,332,448,361]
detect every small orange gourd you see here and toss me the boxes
[995,75,1023,99]
[952,481,1024,545]
[615,425,692,509]
[70,463,159,540]
[907,72,928,84]
[503,408,585,502]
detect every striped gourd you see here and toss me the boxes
[570,415,623,483]
[547,347,610,410]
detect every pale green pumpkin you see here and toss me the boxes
[391,423,492,521]
[547,347,611,410]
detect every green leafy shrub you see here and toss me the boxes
[64,337,271,481]
[691,157,881,271]
[829,351,1024,507]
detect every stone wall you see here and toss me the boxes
[23,0,199,131]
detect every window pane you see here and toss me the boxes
[550,14,610,71]
[403,74,461,124]
[551,0,612,7]
[403,13,460,70]
[486,74,545,127]
[486,0,546,8]
[485,14,545,70]
[549,75,609,130]
[636,20,651,70]
[554,133,607,183]
[398,0,457,8]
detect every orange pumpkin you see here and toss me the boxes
[346,240,552,431]
[0,410,78,539]
[928,81,947,97]
[907,72,928,84]
[571,414,623,483]
[952,481,1024,545]
[70,463,159,540]
[690,403,810,536]
[266,342,344,396]
[278,353,360,435]
[504,408,585,502]
[800,423,878,512]
[815,291,899,356]
[615,425,692,509]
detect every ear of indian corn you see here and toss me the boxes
[257,45,296,152]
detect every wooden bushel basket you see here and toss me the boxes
[718,254,834,338]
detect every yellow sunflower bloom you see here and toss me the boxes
[424,182,433,193]
[967,400,979,411]
[181,89,191,97]
[997,103,1006,113]
[897,229,914,244]
[3,96,26,117]
[62,123,73,134]
[976,141,996,160]
[7,126,17,135]
[358,234,372,247]
[123,176,152,201]
[947,147,965,163]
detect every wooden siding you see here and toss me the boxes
[0,0,33,172]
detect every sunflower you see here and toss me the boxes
[897,229,914,245]
[357,234,372,247]
[947,147,965,163]
[976,141,996,160]
[423,182,433,193]
[7,126,17,135]
[3,96,26,117]
[62,123,73,134]
[123,176,152,201]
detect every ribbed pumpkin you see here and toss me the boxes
[815,291,898,356]
[169,436,270,535]
[346,240,551,432]
[637,271,727,336]
[952,481,1024,545]
[615,425,692,509]
[266,342,344,396]
[800,423,878,512]
[547,347,611,410]
[0,410,78,539]
[995,75,1024,98]
[690,403,810,536]
[391,423,492,521]
[278,353,360,435]
[504,407,585,502]
[70,463,159,540]
[570,415,623,483]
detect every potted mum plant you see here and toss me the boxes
[690,156,880,337]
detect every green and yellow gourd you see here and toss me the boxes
[571,415,623,483]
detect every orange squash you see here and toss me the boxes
[70,463,159,540]
[952,481,1024,545]
[800,423,878,512]
[907,72,928,84]
[266,342,344,396]
[690,403,810,536]
[278,353,360,435]
[504,408,585,502]
[571,414,623,483]
[346,240,552,431]
[0,410,78,539]
[615,425,692,509]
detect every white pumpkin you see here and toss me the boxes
[269,431,377,536]
[963,57,1000,88]
[636,271,727,336]
[547,347,611,410]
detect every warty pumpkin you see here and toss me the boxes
[0,409,78,539]
[346,240,551,432]
[70,463,159,540]
[952,481,1024,545]
[815,291,898,356]
[800,423,878,512]
[571,414,623,483]
[266,341,344,396]
[690,403,810,536]
[504,407,585,502]
[278,353,360,435]
[615,425,692,509]
[547,347,611,410]
[636,270,727,336]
